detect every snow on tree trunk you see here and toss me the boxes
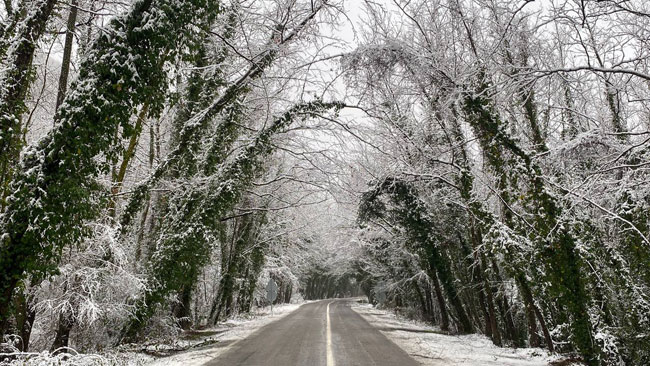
[0,0,219,334]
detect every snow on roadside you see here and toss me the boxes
[352,303,562,366]
[0,351,152,366]
[145,302,305,366]
[0,303,304,366]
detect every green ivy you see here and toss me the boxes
[359,177,474,333]
[0,0,220,331]
[119,100,343,340]
[462,78,598,365]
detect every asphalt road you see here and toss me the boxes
[204,299,420,366]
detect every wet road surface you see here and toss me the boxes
[205,299,419,366]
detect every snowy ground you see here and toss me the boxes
[4,301,570,366]
[1,303,304,366]
[352,302,564,366]
[144,302,305,366]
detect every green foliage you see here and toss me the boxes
[237,214,269,314]
[120,100,343,340]
[462,79,598,365]
[118,4,285,233]
[0,0,220,329]
[0,0,58,210]
[359,177,474,333]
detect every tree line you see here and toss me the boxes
[1,1,649,366]
[0,0,341,356]
[340,1,650,365]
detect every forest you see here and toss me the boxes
[0,0,649,365]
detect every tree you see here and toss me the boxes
[120,99,342,342]
[0,0,219,336]
[0,0,58,210]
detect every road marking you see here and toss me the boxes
[326,301,335,366]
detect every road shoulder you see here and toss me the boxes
[351,302,560,366]
[144,303,306,366]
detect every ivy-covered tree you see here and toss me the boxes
[0,0,58,209]
[120,100,343,341]
[0,0,220,335]
[359,177,474,333]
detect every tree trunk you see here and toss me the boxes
[51,312,74,353]
[0,0,58,212]
[429,270,450,331]
[424,281,434,322]
[13,289,36,351]
[0,279,18,337]
[426,247,473,333]
[413,280,430,322]
[517,274,554,350]
[481,255,501,346]
[532,294,554,351]
[210,266,237,324]
[172,285,193,330]
[55,0,78,109]
[109,103,150,216]
[491,259,521,346]
[15,4,78,346]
